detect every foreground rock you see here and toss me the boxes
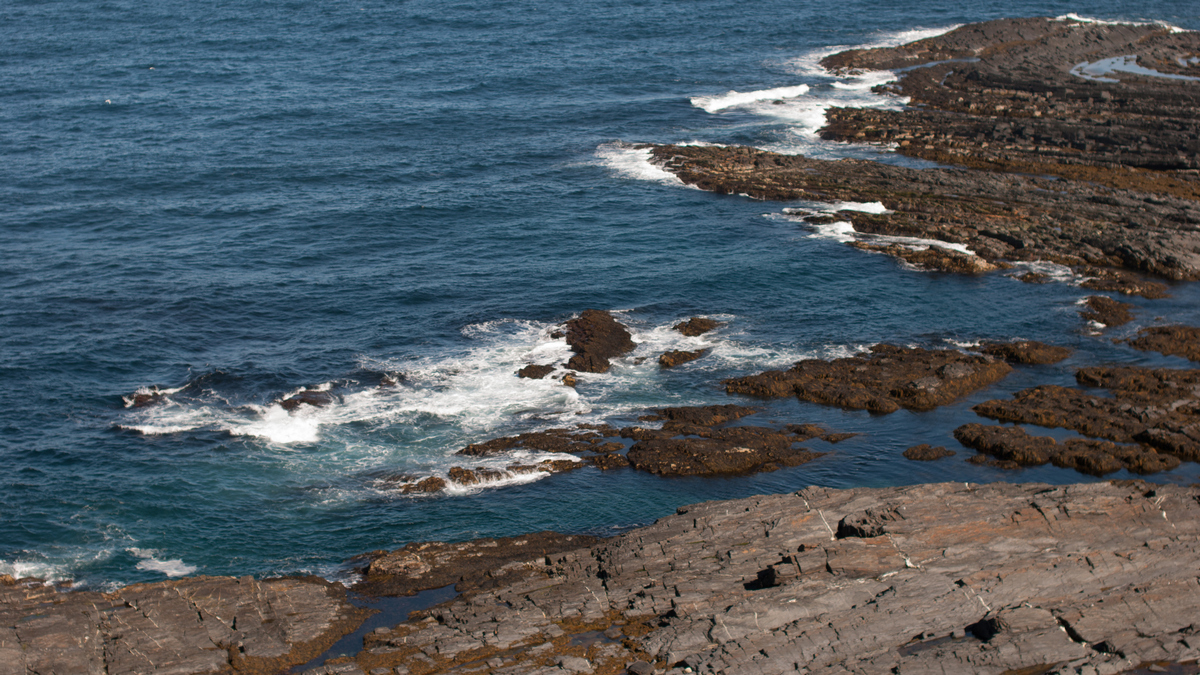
[565,310,636,373]
[1127,325,1200,362]
[347,481,1200,674]
[725,344,1012,413]
[954,422,1180,475]
[0,575,366,675]
[973,365,1200,461]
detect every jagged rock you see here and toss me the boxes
[976,340,1071,365]
[281,390,334,411]
[724,344,1012,413]
[1079,295,1135,327]
[1077,267,1170,299]
[517,364,556,379]
[638,404,758,428]
[341,481,1200,675]
[902,444,955,461]
[458,428,607,456]
[954,423,1179,475]
[562,372,578,387]
[564,310,637,373]
[398,476,447,494]
[1126,325,1200,362]
[658,349,707,368]
[673,317,722,337]
[587,453,631,470]
[973,365,1200,462]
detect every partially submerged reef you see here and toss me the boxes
[25,15,1200,675]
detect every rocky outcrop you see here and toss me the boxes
[1077,267,1170,299]
[673,317,722,336]
[975,340,1071,365]
[516,364,556,379]
[954,423,1179,475]
[973,365,1200,462]
[724,344,1012,413]
[457,426,621,457]
[1079,295,1134,327]
[343,481,1200,674]
[565,310,636,373]
[659,349,707,368]
[280,390,334,411]
[0,575,366,675]
[1127,325,1200,362]
[849,241,1008,275]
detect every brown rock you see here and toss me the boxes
[724,344,1012,413]
[1077,266,1170,299]
[954,423,1179,476]
[638,404,758,427]
[673,317,722,336]
[561,372,577,387]
[564,309,636,373]
[399,476,447,494]
[659,349,707,368]
[1017,271,1050,284]
[588,453,630,470]
[976,340,1071,365]
[902,444,955,461]
[279,389,334,411]
[627,435,822,477]
[458,428,601,456]
[1126,325,1200,362]
[1079,295,1135,327]
[517,364,555,379]
[850,241,1007,274]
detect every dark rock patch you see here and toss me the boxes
[1126,325,1200,362]
[626,434,822,477]
[399,476,447,494]
[1077,267,1170,299]
[954,423,1179,476]
[458,428,613,457]
[588,453,631,470]
[517,364,556,379]
[673,317,722,336]
[903,444,955,461]
[638,404,758,428]
[565,310,636,373]
[280,389,335,411]
[659,348,707,368]
[724,344,1012,413]
[976,340,1071,365]
[850,241,1008,275]
[1079,295,1135,328]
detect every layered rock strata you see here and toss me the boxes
[348,481,1200,675]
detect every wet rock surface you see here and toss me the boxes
[976,340,1071,365]
[673,317,722,336]
[516,364,556,379]
[849,241,1007,275]
[1079,295,1135,328]
[565,310,637,374]
[280,390,335,411]
[658,348,707,368]
[344,481,1200,675]
[0,575,366,675]
[973,365,1200,462]
[1127,325,1200,362]
[724,344,1012,413]
[954,423,1180,476]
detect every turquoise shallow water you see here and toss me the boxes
[3,0,1200,588]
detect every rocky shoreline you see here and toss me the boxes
[6,480,1200,674]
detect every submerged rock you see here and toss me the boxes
[280,389,334,411]
[902,444,955,461]
[564,309,636,373]
[725,344,1012,413]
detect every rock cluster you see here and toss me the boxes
[954,422,1179,475]
[346,481,1200,674]
[974,365,1200,462]
[724,344,1012,413]
[1078,295,1135,328]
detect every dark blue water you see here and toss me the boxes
[3,0,1199,588]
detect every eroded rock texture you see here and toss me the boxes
[724,344,1012,413]
[346,481,1200,674]
[1127,325,1200,362]
[565,310,637,373]
[0,575,365,675]
[954,422,1179,475]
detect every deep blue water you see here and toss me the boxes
[3,0,1200,588]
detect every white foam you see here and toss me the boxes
[1010,261,1077,283]
[1055,13,1186,33]
[775,207,975,254]
[1071,55,1200,83]
[690,84,811,113]
[129,548,197,578]
[229,405,322,445]
[0,559,68,582]
[594,142,685,185]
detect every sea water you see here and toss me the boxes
[2,0,1199,589]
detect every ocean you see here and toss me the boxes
[3,0,1199,589]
